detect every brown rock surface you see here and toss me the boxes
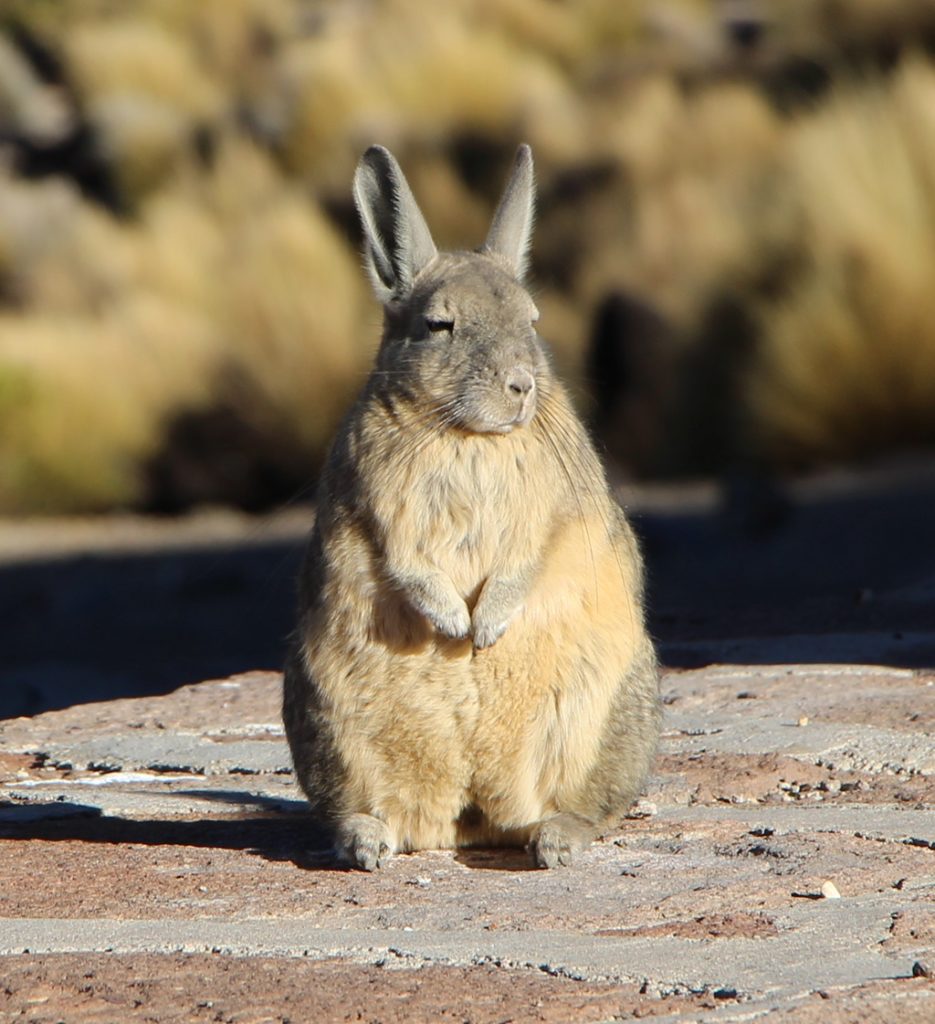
[1,665,933,1022]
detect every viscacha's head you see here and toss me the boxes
[353,144,548,434]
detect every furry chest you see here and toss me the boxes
[410,453,520,585]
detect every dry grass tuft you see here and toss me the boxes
[268,1,581,194]
[748,57,935,462]
[204,142,372,458]
[576,77,785,328]
[2,1,935,510]
[65,19,222,122]
[64,18,224,206]
[0,306,215,513]
[0,140,370,513]
[0,32,70,142]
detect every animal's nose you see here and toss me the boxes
[506,368,535,398]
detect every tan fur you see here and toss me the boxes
[283,144,660,869]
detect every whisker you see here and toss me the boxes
[535,399,599,610]
[535,394,638,643]
[547,401,639,641]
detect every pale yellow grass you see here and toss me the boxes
[66,19,222,121]
[0,304,215,513]
[63,17,225,204]
[0,172,147,314]
[0,32,70,142]
[374,10,569,138]
[209,150,372,454]
[402,151,491,251]
[748,57,935,460]
[3,0,935,510]
[274,2,579,192]
[0,141,372,512]
[580,77,785,329]
[148,0,294,82]
[777,0,935,54]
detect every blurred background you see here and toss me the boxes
[2,0,935,716]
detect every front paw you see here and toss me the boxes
[426,601,471,640]
[472,613,509,650]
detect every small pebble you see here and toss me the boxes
[820,881,841,899]
[912,961,932,979]
[626,799,657,819]
[797,716,809,727]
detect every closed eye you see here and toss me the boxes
[425,317,454,334]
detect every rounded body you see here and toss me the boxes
[283,144,660,868]
[283,379,660,859]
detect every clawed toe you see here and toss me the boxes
[353,838,390,871]
[530,836,574,868]
[336,814,393,871]
[528,813,597,869]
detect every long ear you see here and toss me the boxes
[353,145,437,304]
[483,143,535,280]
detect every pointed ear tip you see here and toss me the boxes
[358,144,397,174]
[516,143,533,165]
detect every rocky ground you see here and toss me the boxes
[1,459,934,1021]
[1,663,933,1023]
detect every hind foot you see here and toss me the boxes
[335,813,393,871]
[528,812,598,868]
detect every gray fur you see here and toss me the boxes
[483,143,535,280]
[283,144,661,870]
[353,145,438,303]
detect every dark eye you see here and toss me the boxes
[425,317,454,334]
